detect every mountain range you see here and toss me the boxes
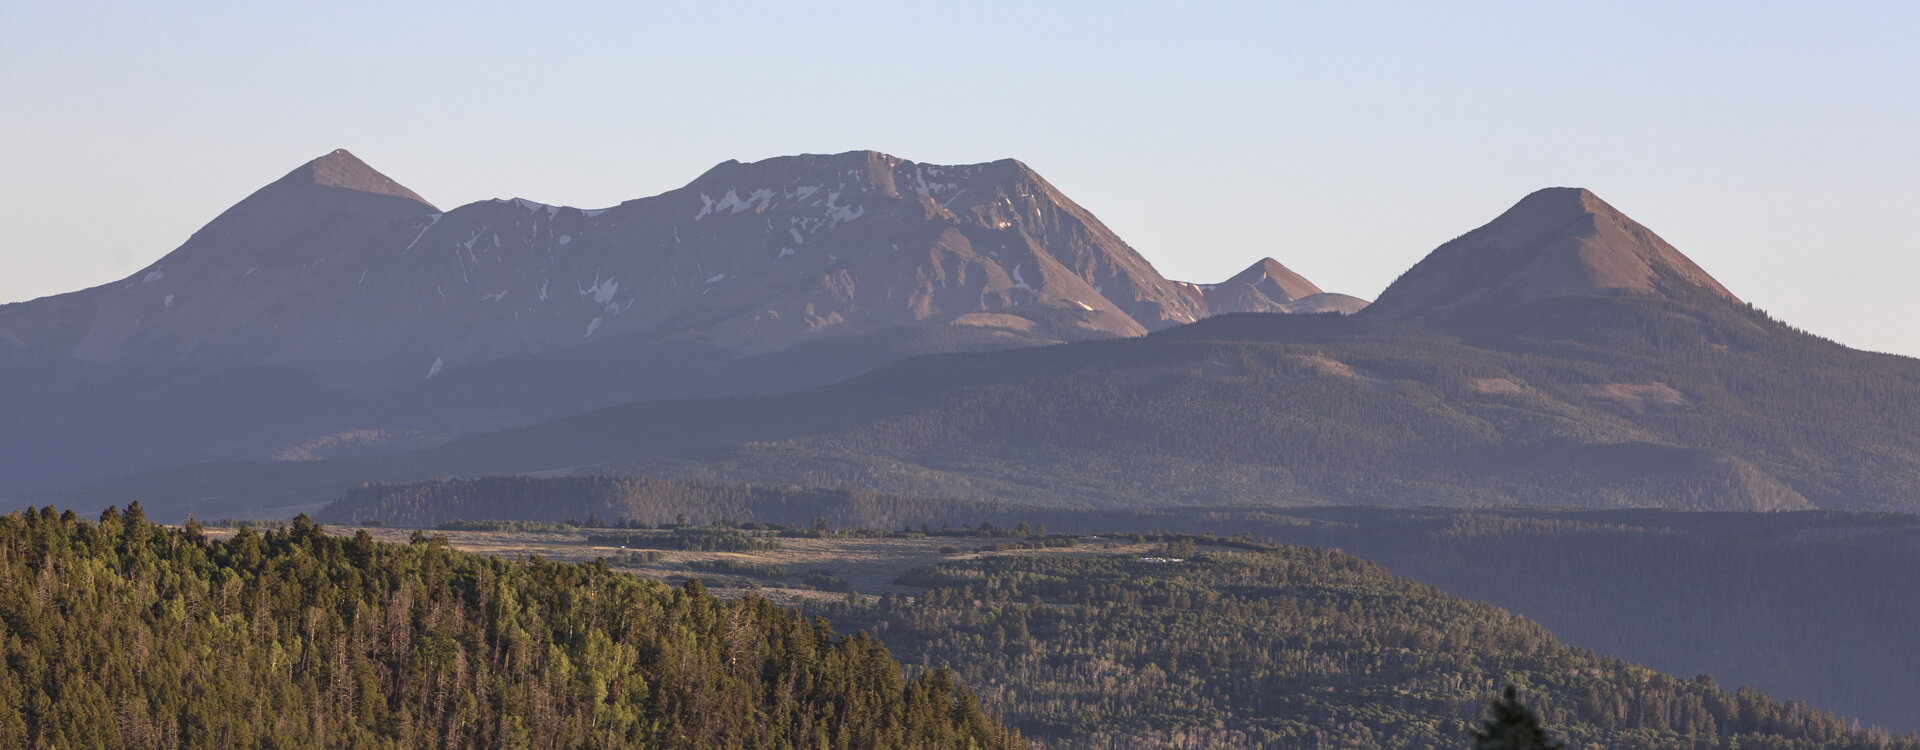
[0,149,1358,498]
[7,156,1913,520]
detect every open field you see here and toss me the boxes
[204,524,1155,608]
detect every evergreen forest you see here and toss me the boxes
[0,505,1024,749]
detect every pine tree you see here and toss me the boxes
[1471,686,1565,749]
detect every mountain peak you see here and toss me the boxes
[1180,257,1366,317]
[278,149,436,209]
[1512,185,1605,211]
[665,149,1204,335]
[1221,258,1323,301]
[1362,187,1740,322]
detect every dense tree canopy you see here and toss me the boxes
[0,505,1023,749]
[1473,687,1565,750]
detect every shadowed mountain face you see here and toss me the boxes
[0,149,1353,497]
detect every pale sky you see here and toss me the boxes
[4,2,1916,355]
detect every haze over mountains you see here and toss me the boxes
[10,155,1915,521]
[0,149,1362,499]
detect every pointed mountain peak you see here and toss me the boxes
[1473,187,1628,244]
[1221,258,1324,301]
[1362,187,1740,323]
[276,149,436,209]
[1184,257,1353,316]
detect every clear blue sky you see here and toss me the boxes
[4,2,1917,355]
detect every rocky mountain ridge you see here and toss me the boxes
[0,148,1361,495]
[2,149,1360,391]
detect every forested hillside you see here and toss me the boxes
[0,505,1024,749]
[833,542,1917,750]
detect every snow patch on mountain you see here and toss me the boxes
[1010,264,1033,291]
[405,215,442,251]
[579,275,619,305]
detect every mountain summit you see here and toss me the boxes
[1363,187,1739,322]
[295,149,437,207]
[1181,257,1369,316]
[1225,257,1323,300]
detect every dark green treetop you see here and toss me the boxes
[1473,686,1565,750]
